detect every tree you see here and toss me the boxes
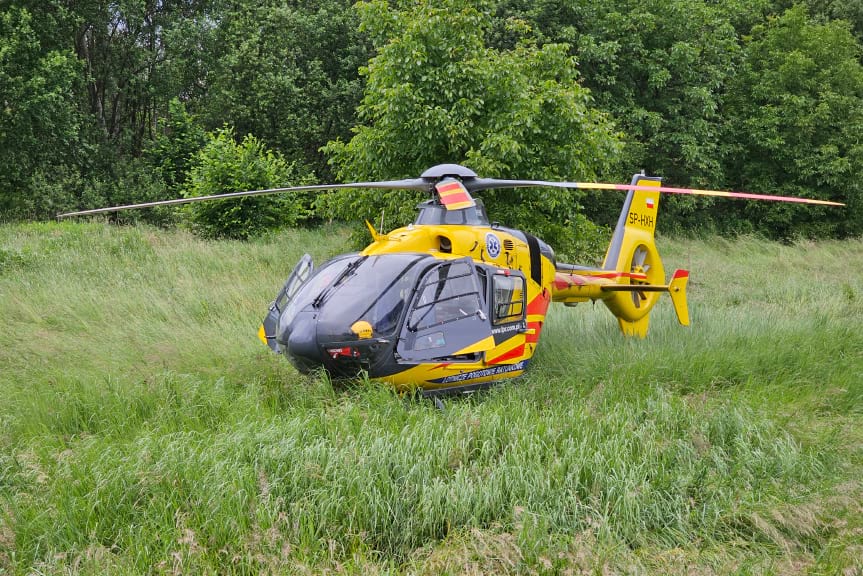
[322,0,621,258]
[145,98,207,194]
[779,0,863,39]
[488,0,748,182]
[0,6,81,219]
[488,0,753,230]
[2,0,219,218]
[721,6,863,237]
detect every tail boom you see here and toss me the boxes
[552,268,690,325]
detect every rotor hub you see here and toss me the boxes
[420,164,477,181]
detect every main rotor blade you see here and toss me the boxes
[468,178,844,206]
[57,179,429,218]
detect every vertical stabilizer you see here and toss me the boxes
[603,175,662,272]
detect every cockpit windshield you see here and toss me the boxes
[315,253,431,339]
[279,253,356,334]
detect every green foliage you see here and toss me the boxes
[583,0,742,183]
[0,6,81,219]
[6,0,863,238]
[722,6,863,238]
[202,0,369,180]
[61,0,214,155]
[793,0,863,38]
[83,155,176,227]
[323,0,621,260]
[184,128,315,239]
[490,0,744,183]
[491,0,863,238]
[145,98,207,194]
[490,0,749,230]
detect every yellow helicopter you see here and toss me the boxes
[60,164,842,394]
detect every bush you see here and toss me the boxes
[81,155,177,227]
[184,127,315,239]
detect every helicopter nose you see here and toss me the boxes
[278,311,324,373]
[276,306,398,378]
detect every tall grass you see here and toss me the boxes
[1,222,861,574]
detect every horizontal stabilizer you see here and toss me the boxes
[600,285,674,293]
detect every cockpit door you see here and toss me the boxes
[262,253,314,352]
[396,258,494,362]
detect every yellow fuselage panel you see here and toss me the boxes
[362,224,528,273]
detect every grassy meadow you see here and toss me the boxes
[1,221,861,574]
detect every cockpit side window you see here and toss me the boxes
[397,257,493,362]
[491,273,526,325]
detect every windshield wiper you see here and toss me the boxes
[312,257,365,308]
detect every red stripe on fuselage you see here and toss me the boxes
[553,273,586,290]
[525,321,541,343]
[525,291,550,344]
[487,344,526,365]
[527,289,552,316]
[553,271,647,289]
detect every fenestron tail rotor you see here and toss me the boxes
[630,245,650,308]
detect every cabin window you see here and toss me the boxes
[492,274,525,325]
[408,261,483,331]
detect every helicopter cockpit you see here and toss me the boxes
[263,251,500,378]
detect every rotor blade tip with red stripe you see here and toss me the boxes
[574,182,844,206]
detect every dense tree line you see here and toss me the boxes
[1,0,861,245]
